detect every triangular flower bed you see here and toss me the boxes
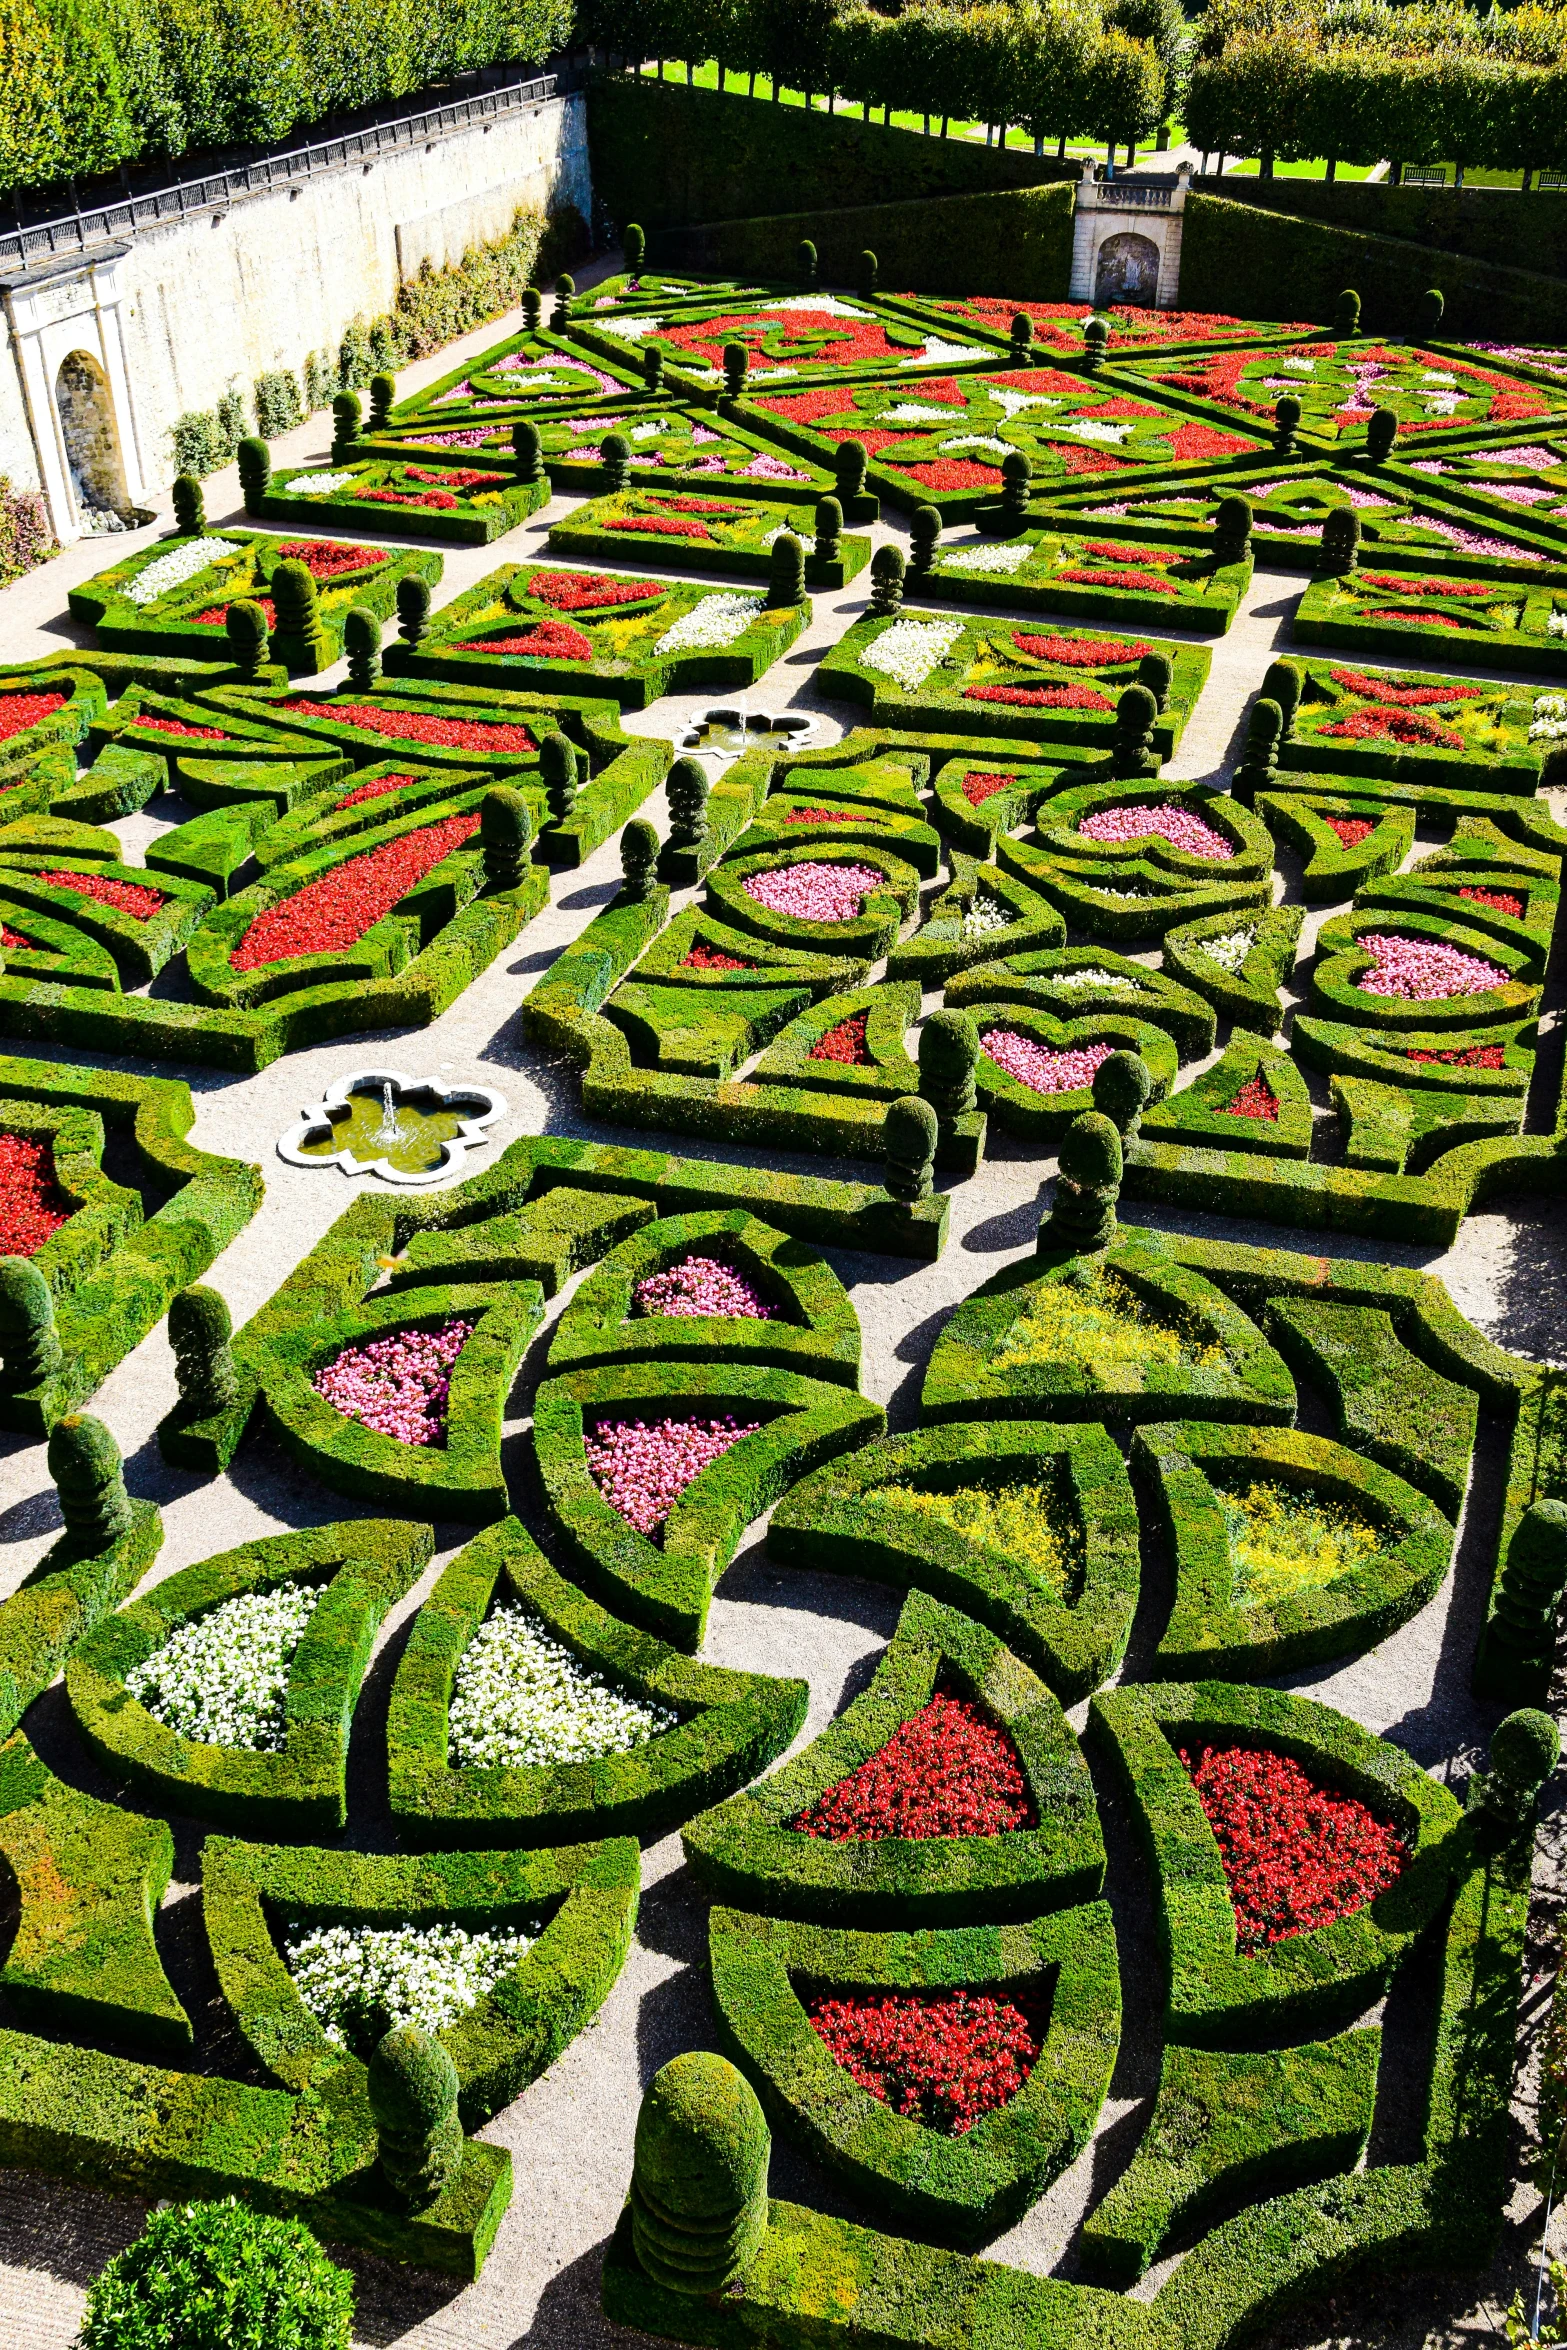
[1140,1035,1314,1159]
[1253,789,1415,904]
[749,980,922,1100]
[1089,1679,1464,2043]
[684,1587,1104,1926]
[387,1515,807,1846]
[1136,1420,1454,1679]
[1160,902,1304,1037]
[709,1899,1119,2243]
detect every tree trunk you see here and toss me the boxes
[941,114,949,136]
[1325,157,1337,181]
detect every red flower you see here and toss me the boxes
[279,701,537,755]
[900,374,969,406]
[808,1011,872,1064]
[1084,542,1167,564]
[962,770,1014,807]
[835,427,927,456]
[0,1131,71,1256]
[527,571,659,611]
[1326,668,1481,707]
[337,773,418,810]
[1092,397,1165,420]
[680,941,752,970]
[660,496,748,514]
[1404,1042,1506,1068]
[983,367,1086,398]
[783,806,857,824]
[1318,706,1465,749]
[0,691,66,741]
[965,682,1112,709]
[38,869,165,918]
[1167,421,1262,460]
[1374,612,1464,630]
[229,812,480,971]
[1224,1069,1279,1120]
[808,1988,1044,2135]
[276,539,388,579]
[753,388,864,425]
[463,620,594,661]
[1326,816,1374,848]
[133,713,235,739]
[894,458,1004,490]
[795,1690,1033,1839]
[1061,446,1122,475]
[607,515,713,539]
[1182,1742,1406,1953]
[192,598,278,629]
[1058,567,1178,593]
[0,923,29,947]
[1359,574,1494,600]
[1491,392,1548,421]
[361,486,458,510]
[1013,631,1150,668]
[1458,884,1524,916]
[407,467,492,488]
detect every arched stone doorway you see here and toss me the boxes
[54,350,132,532]
[1093,231,1161,308]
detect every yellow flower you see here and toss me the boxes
[992,1263,1226,1378]
[1218,1479,1383,1606]
[865,1477,1079,1599]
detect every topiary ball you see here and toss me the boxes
[1093,1049,1152,1140]
[77,2198,354,2350]
[919,1007,979,1118]
[47,1412,133,1552]
[540,730,578,820]
[1059,1110,1122,1190]
[621,816,660,900]
[1491,1707,1560,1793]
[481,784,534,887]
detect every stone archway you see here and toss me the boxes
[1093,231,1161,308]
[54,350,132,531]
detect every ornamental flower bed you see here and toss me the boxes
[286,1919,538,2054]
[1404,1041,1507,1067]
[1180,1742,1406,1951]
[1077,803,1234,862]
[809,1012,873,1064]
[503,409,820,493]
[963,772,1014,807]
[37,869,166,918]
[991,1262,1225,1379]
[125,1584,322,1752]
[0,690,65,741]
[1458,885,1524,917]
[795,1690,1035,1841]
[0,1130,71,1255]
[806,1986,1044,2134]
[389,331,637,427]
[1355,933,1507,1000]
[1224,1068,1280,1120]
[313,1317,474,1446]
[1326,817,1375,848]
[1288,661,1535,773]
[982,1030,1112,1094]
[447,1602,677,1768]
[1199,926,1256,972]
[867,1477,1080,1594]
[337,773,418,810]
[909,297,1313,356]
[229,812,480,971]
[585,294,992,385]
[1214,1479,1383,1607]
[631,1256,773,1318]
[585,1413,761,1540]
[742,862,883,923]
[680,942,753,970]
[133,712,237,740]
[1116,338,1567,442]
[533,572,665,612]
[279,700,537,757]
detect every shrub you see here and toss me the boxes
[77,2198,354,2350]
[254,368,303,438]
[337,317,374,390]
[171,474,205,534]
[0,477,54,586]
[236,436,271,514]
[869,544,905,617]
[910,504,941,576]
[1365,406,1398,462]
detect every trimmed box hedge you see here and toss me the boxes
[945,947,1219,1060]
[372,403,843,508]
[548,487,872,588]
[909,527,1251,636]
[1160,903,1303,1036]
[1139,1036,1315,1159]
[258,456,548,544]
[967,1005,1180,1142]
[1294,560,1567,678]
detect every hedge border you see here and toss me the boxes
[966,1005,1181,1142]
[1160,903,1304,1037]
[1266,1293,1479,1510]
[1140,1036,1315,1160]
[547,490,873,588]
[945,947,1218,1060]
[908,530,1251,637]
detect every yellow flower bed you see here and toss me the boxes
[1217,1479,1384,1607]
[867,1478,1080,1599]
[991,1263,1227,1378]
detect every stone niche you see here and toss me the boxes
[1,245,148,543]
[1068,160,1191,309]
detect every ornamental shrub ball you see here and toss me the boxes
[919,1007,980,1120]
[814,494,843,563]
[1322,506,1361,575]
[1274,394,1302,457]
[621,817,660,902]
[1416,286,1445,336]
[47,1412,133,1555]
[666,755,710,845]
[512,419,544,484]
[1261,655,1303,737]
[630,2052,770,2296]
[0,1254,62,1388]
[1235,696,1283,793]
[1111,683,1159,780]
[767,528,806,609]
[857,248,878,297]
[602,432,633,494]
[169,1284,238,1418]
[1000,450,1032,535]
[1093,1047,1152,1142]
[76,2198,354,2350]
[367,2025,463,2208]
[1081,316,1109,375]
[396,573,431,645]
[1213,495,1252,565]
[270,559,329,671]
[642,345,665,394]
[1491,1498,1567,1655]
[623,221,646,274]
[884,1094,939,1202]
[343,604,381,690]
[369,370,395,430]
[481,784,535,889]
[798,237,818,285]
[552,272,575,332]
[1491,1707,1560,1799]
[870,543,906,617]
[910,504,941,575]
[1040,1110,1122,1252]
[225,599,269,678]
[330,390,360,465]
[522,286,542,333]
[1010,312,1034,362]
[541,730,578,822]
[172,473,206,534]
[1366,406,1398,462]
[236,435,271,514]
[835,438,868,508]
[1137,649,1173,713]
[722,341,749,401]
[1334,287,1361,336]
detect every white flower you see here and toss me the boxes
[1055,966,1136,992]
[490,369,566,393]
[286,1919,537,2051]
[286,471,359,497]
[448,1603,677,1768]
[939,541,1033,574]
[655,592,764,654]
[884,401,968,424]
[1065,419,1134,444]
[1548,612,1567,639]
[1281,356,1316,374]
[916,339,992,366]
[123,536,239,606]
[860,617,966,691]
[1422,370,1457,384]
[766,293,867,319]
[962,891,1013,937]
[1197,926,1256,973]
[989,387,1062,418]
[629,418,670,440]
[592,313,666,341]
[940,435,1013,460]
[1531,693,1567,742]
[126,1583,321,1751]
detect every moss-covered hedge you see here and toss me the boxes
[945,946,1219,1060]
[1160,903,1303,1036]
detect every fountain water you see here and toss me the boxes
[372,1081,407,1148]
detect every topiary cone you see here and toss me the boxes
[722,341,749,401]
[1110,683,1159,780]
[225,599,269,679]
[813,495,843,563]
[396,573,431,646]
[1333,287,1361,337]
[1321,506,1360,576]
[1137,649,1172,713]
[630,2053,770,2295]
[512,420,543,484]
[1010,313,1034,363]
[767,529,806,609]
[237,436,271,515]
[47,1412,134,1554]
[368,2026,463,2208]
[834,439,868,512]
[1040,1111,1122,1253]
[1234,696,1283,794]
[601,432,633,494]
[1366,406,1398,463]
[1213,495,1252,565]
[1491,1498,1567,1652]
[918,1007,979,1120]
[623,222,646,275]
[1273,394,1302,457]
[330,390,361,466]
[909,504,940,576]
[1093,1049,1151,1142]
[0,1256,63,1390]
[269,558,330,676]
[1260,657,1303,738]
[884,1095,938,1203]
[522,286,542,333]
[168,1284,237,1418]
[666,756,710,846]
[869,543,905,616]
[171,474,205,534]
[620,817,660,902]
[368,370,395,430]
[551,272,575,332]
[1000,450,1032,534]
[343,604,381,690]
[481,784,534,889]
[540,730,578,823]
[642,346,664,394]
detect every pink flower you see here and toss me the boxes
[1355,932,1506,1000]
[1077,803,1234,861]
[584,1414,760,1540]
[632,1256,773,1319]
[981,1030,1111,1094]
[742,861,884,922]
[313,1319,474,1447]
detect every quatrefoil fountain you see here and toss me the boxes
[277,1068,508,1186]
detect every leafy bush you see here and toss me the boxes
[0,476,54,585]
[77,2198,354,2350]
[253,369,303,439]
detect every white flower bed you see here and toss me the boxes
[448,1603,677,1769]
[963,891,1013,938]
[125,1583,321,1751]
[593,313,666,341]
[940,435,1013,460]
[1548,612,1567,640]
[989,387,1062,418]
[1055,967,1136,992]
[288,472,360,498]
[860,617,966,691]
[1198,927,1257,973]
[939,541,1033,575]
[286,1919,537,2050]
[123,537,238,606]
[767,294,866,319]
[1280,356,1316,374]
[629,418,670,441]
[1065,419,1134,445]
[917,338,992,366]
[654,593,764,655]
[884,401,965,424]
[1531,693,1567,742]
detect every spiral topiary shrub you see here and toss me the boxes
[481,784,534,890]
[172,474,205,535]
[342,605,381,691]
[630,2052,770,2295]
[368,2025,463,2208]
[1041,1112,1121,1252]
[0,1255,62,1389]
[48,1412,133,1555]
[76,2198,355,2350]
[225,598,269,677]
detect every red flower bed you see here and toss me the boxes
[753,389,863,426]
[1084,542,1167,565]
[663,307,904,374]
[607,515,713,539]
[1318,706,1465,749]
[1092,397,1165,421]
[528,571,659,612]
[361,486,458,510]
[965,682,1112,709]
[1013,631,1149,668]
[1061,447,1122,476]
[280,701,537,756]
[1404,1042,1506,1068]
[464,621,594,661]
[1181,1742,1406,1953]
[894,458,1004,491]
[796,1690,1033,1840]
[681,941,753,970]
[1059,567,1178,593]
[807,1988,1043,2135]
[1225,1068,1280,1120]
[407,467,492,489]
[1327,667,1481,707]
[963,771,1014,807]
[1326,816,1374,847]
[0,923,30,947]
[134,713,235,739]
[1458,885,1524,916]
[0,1131,71,1256]
[984,367,1085,398]
[661,496,748,514]
[0,691,65,742]
[900,374,968,406]
[809,1011,872,1064]
[39,870,166,919]
[1167,422,1262,461]
[276,539,387,579]
[1360,574,1495,599]
[337,773,418,810]
[1378,612,1464,630]
[1491,391,1549,421]
[229,811,480,971]
[784,806,857,824]
[193,598,278,628]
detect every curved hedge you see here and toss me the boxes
[966,1005,1180,1141]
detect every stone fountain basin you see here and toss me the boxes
[277,1067,508,1187]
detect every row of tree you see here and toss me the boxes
[0,0,572,194]
[578,0,1179,148]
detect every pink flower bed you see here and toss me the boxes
[1355,933,1507,1000]
[632,1256,773,1319]
[313,1318,473,1446]
[584,1414,761,1539]
[742,862,883,923]
[1077,802,1233,861]
[981,1030,1111,1094]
